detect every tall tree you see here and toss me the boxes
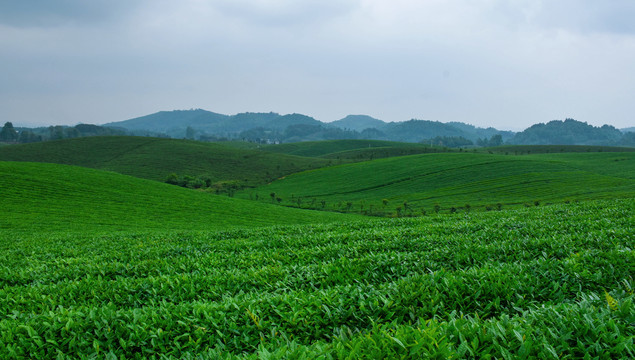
[0,122,18,142]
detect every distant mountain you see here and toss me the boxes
[621,127,635,133]
[381,120,466,143]
[104,109,229,134]
[104,110,513,145]
[99,109,632,147]
[447,122,515,142]
[509,119,626,146]
[228,112,281,131]
[265,113,323,130]
[329,115,387,132]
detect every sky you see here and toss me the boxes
[1,0,634,131]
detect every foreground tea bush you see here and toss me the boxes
[0,200,633,358]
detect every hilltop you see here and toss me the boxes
[509,119,628,146]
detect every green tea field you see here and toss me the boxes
[241,152,635,215]
[0,200,632,358]
[1,138,633,358]
[0,161,357,233]
[0,136,329,185]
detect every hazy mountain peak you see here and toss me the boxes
[330,115,386,131]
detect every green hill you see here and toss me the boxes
[239,152,635,215]
[262,139,439,159]
[0,136,329,185]
[0,162,357,233]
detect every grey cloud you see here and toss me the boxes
[0,0,142,27]
[210,0,359,27]
[533,0,635,34]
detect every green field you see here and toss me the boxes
[0,161,358,233]
[1,138,633,358]
[262,141,634,162]
[483,144,635,155]
[240,152,635,215]
[1,200,632,358]
[0,136,329,185]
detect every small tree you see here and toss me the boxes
[382,199,389,208]
[270,192,276,203]
[464,204,471,213]
[433,204,441,213]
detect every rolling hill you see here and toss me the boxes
[0,136,330,185]
[261,139,435,158]
[238,151,635,215]
[0,161,358,233]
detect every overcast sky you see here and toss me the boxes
[1,0,634,130]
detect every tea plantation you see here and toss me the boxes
[243,152,635,215]
[1,199,632,358]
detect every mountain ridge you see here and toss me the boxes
[6,109,633,146]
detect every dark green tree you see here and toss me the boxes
[0,122,18,142]
[185,126,196,139]
[489,134,503,147]
[18,130,42,143]
[165,173,179,185]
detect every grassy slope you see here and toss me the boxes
[262,139,435,158]
[0,162,358,233]
[1,199,632,358]
[262,141,634,162]
[240,152,635,214]
[0,136,329,184]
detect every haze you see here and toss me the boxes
[1,0,634,130]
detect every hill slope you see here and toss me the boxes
[0,162,357,232]
[0,136,329,185]
[239,152,635,214]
